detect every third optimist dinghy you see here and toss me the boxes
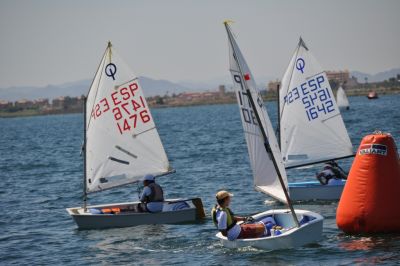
[336,86,350,110]
[216,21,323,250]
[277,38,354,202]
[66,42,205,229]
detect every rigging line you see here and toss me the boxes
[321,113,341,123]
[132,126,156,138]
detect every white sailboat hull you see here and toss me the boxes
[216,209,323,250]
[289,181,345,201]
[66,198,204,230]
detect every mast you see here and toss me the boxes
[83,96,87,211]
[224,22,299,227]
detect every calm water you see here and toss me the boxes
[1,95,400,265]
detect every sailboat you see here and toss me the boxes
[336,86,350,110]
[215,21,323,250]
[66,42,205,229]
[277,38,354,202]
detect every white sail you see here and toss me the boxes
[225,23,288,203]
[279,38,353,168]
[85,42,170,193]
[336,86,349,109]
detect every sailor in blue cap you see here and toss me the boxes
[138,174,164,212]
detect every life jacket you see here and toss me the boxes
[145,182,164,202]
[211,205,237,231]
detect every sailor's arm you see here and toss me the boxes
[139,187,151,203]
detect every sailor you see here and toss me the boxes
[211,190,267,240]
[139,174,164,212]
[316,161,347,185]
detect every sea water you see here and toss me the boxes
[1,95,399,265]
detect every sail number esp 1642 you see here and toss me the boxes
[91,82,151,134]
[283,74,336,121]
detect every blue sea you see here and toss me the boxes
[1,94,400,265]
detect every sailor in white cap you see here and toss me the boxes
[211,190,268,240]
[138,174,164,212]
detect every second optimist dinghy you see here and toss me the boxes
[66,42,205,229]
[216,21,323,250]
[277,38,354,202]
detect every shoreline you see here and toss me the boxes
[1,87,399,118]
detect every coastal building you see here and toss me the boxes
[52,96,84,110]
[0,100,13,111]
[326,70,359,88]
[33,98,49,109]
[15,99,34,109]
[267,80,281,92]
[218,85,226,96]
[326,70,350,84]
[52,96,65,109]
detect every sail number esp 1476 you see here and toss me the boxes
[91,82,151,134]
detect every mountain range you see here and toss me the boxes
[351,68,400,83]
[0,68,399,102]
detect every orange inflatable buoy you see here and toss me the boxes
[337,132,400,233]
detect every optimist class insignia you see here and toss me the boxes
[359,144,387,156]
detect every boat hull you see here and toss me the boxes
[216,209,323,250]
[289,181,345,201]
[66,198,205,230]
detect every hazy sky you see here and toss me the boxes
[0,0,399,88]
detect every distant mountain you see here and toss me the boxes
[0,80,91,102]
[0,77,193,102]
[351,68,400,83]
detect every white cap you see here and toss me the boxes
[216,190,233,200]
[143,174,155,181]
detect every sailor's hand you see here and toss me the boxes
[245,216,255,223]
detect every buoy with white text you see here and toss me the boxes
[337,131,400,233]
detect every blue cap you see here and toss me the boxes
[143,174,155,181]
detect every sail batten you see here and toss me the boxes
[225,23,289,203]
[85,43,171,193]
[279,38,353,169]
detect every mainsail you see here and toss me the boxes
[85,42,171,193]
[225,23,288,203]
[336,86,350,109]
[279,38,353,169]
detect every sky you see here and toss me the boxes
[0,0,399,88]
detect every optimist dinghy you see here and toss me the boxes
[66,42,205,229]
[277,38,354,202]
[336,86,350,110]
[217,21,323,250]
